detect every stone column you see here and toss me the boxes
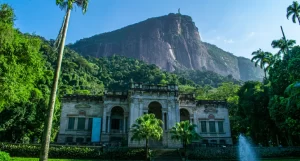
[165,112,168,130]
[102,107,107,133]
[129,100,135,128]
[162,111,165,129]
[206,121,209,133]
[85,118,89,130]
[175,100,180,123]
[125,116,128,132]
[107,115,111,133]
[123,116,126,133]
[74,118,78,130]
[139,99,143,117]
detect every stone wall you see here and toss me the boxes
[57,99,103,143]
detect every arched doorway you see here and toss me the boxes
[148,101,163,147]
[180,108,190,122]
[110,106,124,133]
[148,102,162,120]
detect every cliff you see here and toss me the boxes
[70,13,264,81]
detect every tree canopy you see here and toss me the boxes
[130,114,163,160]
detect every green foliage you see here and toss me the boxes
[56,0,89,14]
[206,82,239,101]
[287,1,300,25]
[174,69,241,88]
[0,150,10,161]
[0,143,145,160]
[235,81,276,145]
[251,49,273,78]
[0,4,45,112]
[0,4,56,143]
[170,120,200,157]
[271,38,296,59]
[170,120,200,145]
[267,45,300,145]
[130,114,163,160]
[130,114,163,142]
[0,4,14,25]
[187,147,300,160]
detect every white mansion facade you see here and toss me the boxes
[57,83,232,148]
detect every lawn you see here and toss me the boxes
[11,158,144,161]
[262,159,300,161]
[11,158,300,161]
[11,158,100,161]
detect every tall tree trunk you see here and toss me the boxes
[39,8,71,161]
[264,68,267,80]
[146,139,149,161]
[184,141,187,161]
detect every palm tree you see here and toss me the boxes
[287,1,300,25]
[271,38,296,59]
[170,120,201,161]
[251,49,273,79]
[39,1,89,161]
[130,114,163,161]
[263,52,275,74]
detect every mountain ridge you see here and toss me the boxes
[69,13,264,81]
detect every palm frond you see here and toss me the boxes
[170,120,201,145]
[130,114,163,143]
[287,10,294,19]
[292,14,297,23]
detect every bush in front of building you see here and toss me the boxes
[0,142,145,160]
[0,150,11,161]
[187,147,300,160]
[187,147,237,160]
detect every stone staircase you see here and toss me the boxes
[153,149,182,161]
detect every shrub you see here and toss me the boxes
[0,150,10,161]
[0,142,144,160]
[187,147,300,160]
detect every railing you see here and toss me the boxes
[130,83,178,92]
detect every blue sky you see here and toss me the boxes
[1,0,299,58]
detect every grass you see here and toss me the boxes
[11,158,100,161]
[11,158,144,161]
[11,158,300,161]
[262,159,300,161]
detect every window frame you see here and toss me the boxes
[201,121,207,133]
[209,121,216,133]
[77,118,86,130]
[68,117,75,130]
[218,121,224,133]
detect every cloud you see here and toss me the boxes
[224,39,234,44]
[247,32,255,38]
[216,36,221,40]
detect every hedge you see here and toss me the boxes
[0,150,11,161]
[187,147,300,160]
[0,143,144,160]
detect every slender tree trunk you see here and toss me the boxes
[264,68,267,80]
[39,9,71,161]
[146,139,149,161]
[183,141,187,161]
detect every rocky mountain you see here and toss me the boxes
[69,13,264,81]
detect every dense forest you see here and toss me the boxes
[0,2,299,147]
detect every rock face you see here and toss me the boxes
[70,13,263,81]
